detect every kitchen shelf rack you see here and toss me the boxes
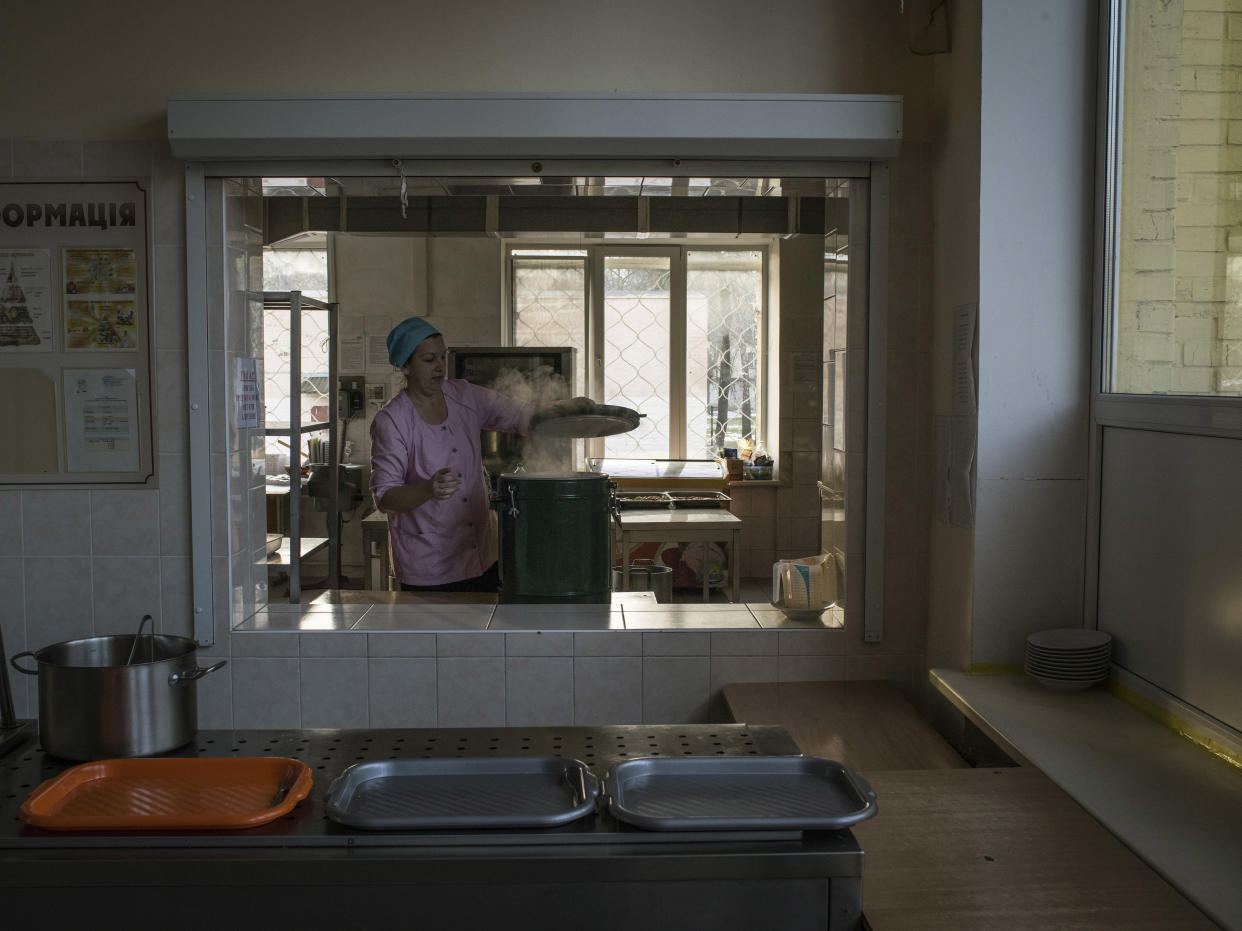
[263,291,339,603]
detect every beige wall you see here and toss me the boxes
[926,0,980,673]
[6,1,935,142]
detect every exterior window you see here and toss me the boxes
[1110,1,1242,396]
[509,245,766,460]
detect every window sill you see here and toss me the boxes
[233,599,846,633]
[931,668,1242,928]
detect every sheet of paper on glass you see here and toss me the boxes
[64,368,139,472]
[0,248,54,352]
[234,357,261,429]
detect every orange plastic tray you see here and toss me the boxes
[19,757,313,831]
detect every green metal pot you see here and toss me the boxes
[493,472,615,604]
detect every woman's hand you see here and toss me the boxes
[428,466,462,501]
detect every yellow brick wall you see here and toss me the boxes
[1116,0,1242,394]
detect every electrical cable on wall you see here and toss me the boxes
[393,158,408,219]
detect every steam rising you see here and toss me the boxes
[488,365,576,473]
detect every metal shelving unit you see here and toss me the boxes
[263,291,339,602]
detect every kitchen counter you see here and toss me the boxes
[0,724,865,930]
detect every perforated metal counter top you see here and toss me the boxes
[0,723,813,848]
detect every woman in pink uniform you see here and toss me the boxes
[369,317,534,592]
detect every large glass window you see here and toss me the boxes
[509,245,766,460]
[1111,0,1242,396]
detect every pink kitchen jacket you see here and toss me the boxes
[369,380,533,586]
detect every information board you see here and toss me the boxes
[0,181,153,484]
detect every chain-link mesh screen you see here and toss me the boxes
[511,254,587,397]
[261,250,329,461]
[686,250,762,459]
[602,256,671,458]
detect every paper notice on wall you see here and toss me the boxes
[934,413,977,529]
[953,302,978,415]
[949,414,977,529]
[64,368,139,472]
[791,351,820,389]
[339,335,365,372]
[366,334,392,372]
[0,248,54,352]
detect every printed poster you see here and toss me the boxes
[0,248,53,352]
[64,248,138,350]
[64,248,137,296]
[64,300,137,350]
[64,368,139,472]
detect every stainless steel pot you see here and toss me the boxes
[612,558,673,603]
[10,632,226,761]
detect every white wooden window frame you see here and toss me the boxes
[506,241,771,462]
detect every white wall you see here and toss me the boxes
[5,1,936,142]
[973,0,1097,664]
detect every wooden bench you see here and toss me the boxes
[852,767,1215,930]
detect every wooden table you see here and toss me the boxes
[723,680,1216,929]
[723,680,967,773]
[615,509,742,603]
[853,768,1217,930]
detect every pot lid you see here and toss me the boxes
[530,400,644,438]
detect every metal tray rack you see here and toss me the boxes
[325,756,599,830]
[603,756,876,831]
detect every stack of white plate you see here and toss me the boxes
[1024,628,1112,690]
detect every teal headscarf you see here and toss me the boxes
[386,317,441,368]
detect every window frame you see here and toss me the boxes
[504,239,771,462]
[183,158,887,647]
[1089,0,1242,628]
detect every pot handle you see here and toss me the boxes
[169,659,228,686]
[10,651,38,675]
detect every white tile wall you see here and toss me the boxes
[506,656,574,725]
[574,656,642,725]
[231,657,300,728]
[369,657,437,727]
[642,656,711,723]
[438,657,506,727]
[300,657,368,728]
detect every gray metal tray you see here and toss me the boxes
[325,756,599,830]
[603,756,877,831]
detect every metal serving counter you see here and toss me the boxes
[0,724,864,929]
